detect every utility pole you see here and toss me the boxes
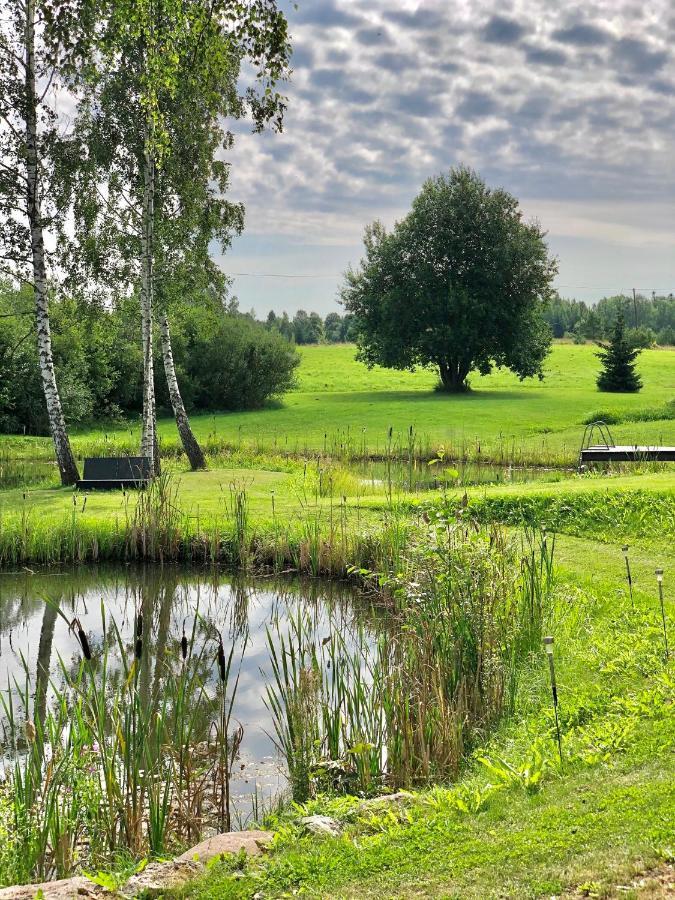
[632,288,638,329]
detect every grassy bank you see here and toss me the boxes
[170,532,675,899]
[2,343,674,467]
[0,465,673,568]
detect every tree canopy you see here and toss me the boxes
[342,167,557,392]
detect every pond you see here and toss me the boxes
[350,457,574,492]
[0,565,378,827]
[0,456,57,490]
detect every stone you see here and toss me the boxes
[176,830,274,864]
[354,791,415,813]
[118,861,202,899]
[0,876,100,899]
[299,815,342,837]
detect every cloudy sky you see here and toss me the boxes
[220,0,675,316]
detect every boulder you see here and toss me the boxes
[176,830,274,864]
[354,791,415,813]
[118,861,202,899]
[0,876,100,899]
[299,815,342,837]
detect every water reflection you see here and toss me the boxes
[0,565,376,823]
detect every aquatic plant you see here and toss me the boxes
[0,602,243,886]
[264,517,554,800]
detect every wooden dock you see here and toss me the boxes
[580,445,675,463]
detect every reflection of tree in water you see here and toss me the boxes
[34,600,58,730]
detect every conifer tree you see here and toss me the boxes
[596,314,642,392]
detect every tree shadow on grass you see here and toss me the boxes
[315,388,546,405]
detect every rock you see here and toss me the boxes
[0,876,100,899]
[355,791,415,814]
[119,860,202,898]
[299,815,342,837]
[176,829,274,864]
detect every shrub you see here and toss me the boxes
[167,311,300,411]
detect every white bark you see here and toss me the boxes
[139,147,159,474]
[25,0,79,486]
[160,313,206,469]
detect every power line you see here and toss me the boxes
[226,271,674,293]
[226,271,339,279]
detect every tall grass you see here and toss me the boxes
[0,476,419,575]
[0,602,243,887]
[264,517,553,801]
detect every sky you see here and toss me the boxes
[218,0,675,317]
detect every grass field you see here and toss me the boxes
[0,341,673,898]
[2,342,674,467]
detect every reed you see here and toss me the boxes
[0,601,243,887]
[264,516,554,800]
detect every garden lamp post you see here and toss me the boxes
[656,569,668,660]
[543,636,563,769]
[622,545,633,607]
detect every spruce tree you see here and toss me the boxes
[596,314,642,392]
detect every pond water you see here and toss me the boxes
[0,456,57,490]
[351,458,574,492]
[0,566,377,825]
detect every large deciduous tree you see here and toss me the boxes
[342,167,557,392]
[0,0,88,483]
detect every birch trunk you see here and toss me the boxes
[160,313,206,469]
[25,0,80,486]
[139,147,160,474]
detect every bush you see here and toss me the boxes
[163,307,300,411]
[657,326,675,346]
[626,326,656,349]
[0,281,300,435]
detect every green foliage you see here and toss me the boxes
[342,166,556,392]
[544,293,675,343]
[0,282,299,434]
[264,521,553,799]
[171,305,300,412]
[596,315,643,393]
[458,488,675,542]
[0,602,242,886]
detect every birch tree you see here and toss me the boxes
[0,0,87,484]
[71,0,290,472]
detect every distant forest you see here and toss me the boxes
[263,294,675,347]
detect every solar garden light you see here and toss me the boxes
[655,569,669,660]
[543,636,564,769]
[622,545,634,607]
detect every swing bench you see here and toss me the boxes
[76,456,153,490]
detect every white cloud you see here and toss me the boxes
[220,0,675,313]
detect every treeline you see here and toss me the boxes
[544,294,675,346]
[264,294,675,348]
[0,283,299,435]
[263,309,357,344]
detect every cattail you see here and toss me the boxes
[71,617,92,660]
[136,612,143,639]
[135,636,143,660]
[217,635,226,682]
[181,622,188,661]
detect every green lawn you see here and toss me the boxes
[172,532,675,900]
[2,342,674,466]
